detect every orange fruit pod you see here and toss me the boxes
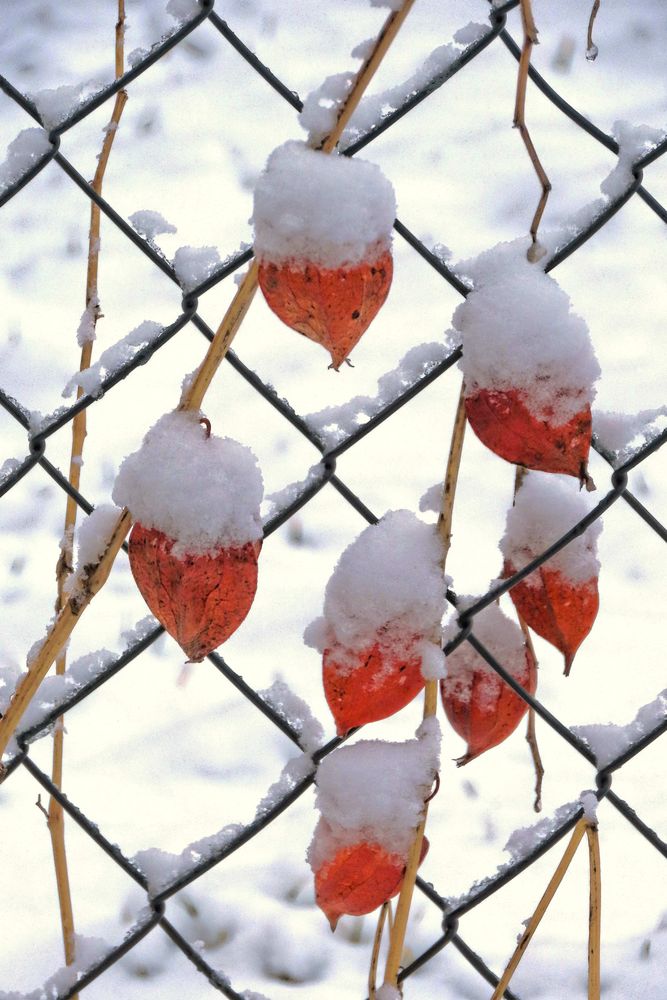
[500,471,602,674]
[452,242,600,480]
[322,636,426,736]
[464,387,592,481]
[312,825,429,931]
[128,526,261,662]
[252,140,396,369]
[305,510,447,732]
[503,560,598,676]
[258,251,393,371]
[441,603,537,765]
[113,411,264,661]
[308,727,439,929]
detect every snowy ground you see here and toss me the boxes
[0,1,665,997]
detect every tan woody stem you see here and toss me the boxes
[382,384,467,989]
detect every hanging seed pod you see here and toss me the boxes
[500,472,601,674]
[441,602,537,764]
[253,141,396,369]
[453,242,600,482]
[113,411,263,661]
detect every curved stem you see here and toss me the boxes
[514,0,551,254]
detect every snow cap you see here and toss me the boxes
[500,472,601,583]
[113,411,263,555]
[252,140,396,269]
[453,240,600,423]
[304,509,446,657]
[309,718,440,864]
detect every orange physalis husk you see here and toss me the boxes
[314,835,429,931]
[128,523,261,662]
[441,646,537,765]
[504,560,599,676]
[258,249,393,370]
[465,387,592,481]
[322,639,425,736]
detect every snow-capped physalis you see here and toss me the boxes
[441,602,537,764]
[501,473,601,675]
[252,141,396,370]
[305,511,447,734]
[113,411,263,662]
[453,241,600,482]
[308,723,439,929]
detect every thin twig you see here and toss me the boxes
[368,901,391,999]
[46,6,128,982]
[490,818,588,999]
[513,467,544,812]
[319,0,417,154]
[525,707,544,812]
[586,1,601,61]
[587,823,601,998]
[514,0,551,257]
[382,385,467,990]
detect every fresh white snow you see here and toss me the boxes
[304,510,446,661]
[500,472,602,583]
[252,140,396,269]
[112,410,264,554]
[453,239,601,423]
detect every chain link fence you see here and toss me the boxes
[1,1,666,997]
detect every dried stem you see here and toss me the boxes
[178,260,260,413]
[368,901,391,999]
[490,817,589,999]
[586,1,601,60]
[319,0,417,155]
[514,0,551,256]
[525,707,544,812]
[382,385,467,990]
[513,466,543,812]
[0,0,417,776]
[46,3,128,983]
[587,823,601,998]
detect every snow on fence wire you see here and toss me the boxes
[0,1,666,997]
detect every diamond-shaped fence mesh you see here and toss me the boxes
[1,1,665,997]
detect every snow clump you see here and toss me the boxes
[0,128,51,194]
[572,690,667,767]
[173,245,221,291]
[64,320,164,398]
[64,504,125,599]
[30,84,87,129]
[129,209,177,240]
[500,472,602,584]
[304,509,447,672]
[453,240,601,423]
[309,717,440,866]
[252,140,396,269]
[113,411,263,556]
